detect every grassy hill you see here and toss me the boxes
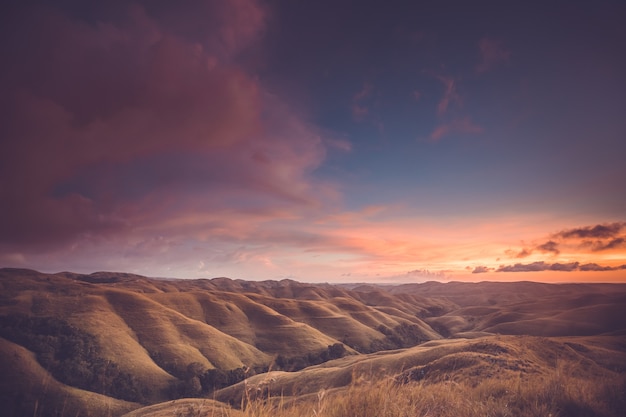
[1,268,625,417]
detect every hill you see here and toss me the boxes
[1,268,625,416]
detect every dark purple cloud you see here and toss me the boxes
[537,240,560,255]
[579,263,614,272]
[579,263,626,272]
[497,262,550,273]
[547,222,626,255]
[549,262,580,272]
[556,223,625,239]
[504,223,625,265]
[497,261,622,273]
[472,266,491,274]
[592,237,626,251]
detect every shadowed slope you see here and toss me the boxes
[0,337,138,417]
[105,289,272,376]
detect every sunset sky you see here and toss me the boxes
[1,0,625,283]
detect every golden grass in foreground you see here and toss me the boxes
[237,369,626,417]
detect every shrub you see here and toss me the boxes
[0,314,146,402]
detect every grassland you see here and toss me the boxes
[0,268,625,416]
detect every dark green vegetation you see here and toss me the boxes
[0,314,145,402]
[1,268,625,417]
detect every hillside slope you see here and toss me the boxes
[1,268,625,417]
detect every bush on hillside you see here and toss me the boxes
[0,314,146,402]
[369,323,425,352]
[274,343,348,372]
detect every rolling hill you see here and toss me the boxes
[1,268,625,417]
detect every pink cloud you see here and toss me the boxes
[353,83,372,101]
[210,0,267,58]
[476,37,511,73]
[324,137,353,152]
[435,75,461,116]
[0,1,336,256]
[352,104,369,120]
[430,117,483,141]
[352,82,373,121]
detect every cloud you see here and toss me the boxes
[579,263,614,272]
[497,261,623,273]
[352,104,369,120]
[381,269,449,282]
[428,72,483,141]
[352,82,373,121]
[497,261,550,272]
[353,82,372,102]
[430,117,483,141]
[547,222,626,254]
[556,222,625,239]
[579,263,626,271]
[0,1,336,254]
[592,237,626,251]
[549,262,580,272]
[504,222,625,262]
[435,75,461,116]
[505,248,532,258]
[406,269,447,278]
[324,137,353,152]
[537,240,560,255]
[476,37,511,73]
[472,266,491,274]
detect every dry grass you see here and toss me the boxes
[2,269,626,417]
[236,367,626,417]
[122,398,244,417]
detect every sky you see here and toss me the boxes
[1,0,625,283]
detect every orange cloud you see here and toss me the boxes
[494,222,626,276]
